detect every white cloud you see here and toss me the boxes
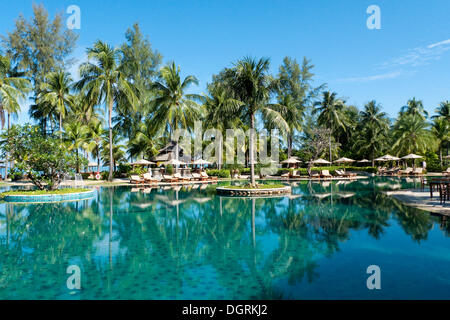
[336,71,403,83]
[380,38,450,68]
[427,39,450,49]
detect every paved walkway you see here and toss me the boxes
[384,188,450,216]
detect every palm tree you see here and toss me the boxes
[38,71,74,139]
[84,119,104,173]
[392,114,434,155]
[101,130,126,173]
[76,41,137,181]
[270,94,303,158]
[313,91,347,162]
[400,98,428,120]
[0,55,31,179]
[357,101,390,166]
[127,119,161,160]
[214,57,288,186]
[149,61,203,137]
[431,117,450,165]
[433,100,450,122]
[203,86,243,169]
[64,121,89,173]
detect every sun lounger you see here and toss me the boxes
[442,168,450,176]
[191,173,204,181]
[143,173,158,184]
[130,175,145,184]
[291,170,301,178]
[309,170,321,179]
[162,175,178,183]
[412,167,424,175]
[174,172,190,182]
[399,167,413,175]
[320,170,332,179]
[281,171,290,179]
[200,171,217,181]
[335,169,356,178]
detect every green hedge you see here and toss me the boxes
[206,169,231,178]
[273,166,377,176]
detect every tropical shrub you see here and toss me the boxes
[9,168,24,181]
[424,151,443,172]
[0,124,78,190]
[129,166,147,176]
[165,164,174,175]
[206,169,231,178]
[118,163,132,175]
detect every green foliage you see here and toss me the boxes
[206,169,231,178]
[101,171,109,180]
[118,163,133,175]
[9,168,24,181]
[424,151,443,172]
[0,124,77,190]
[1,188,88,197]
[165,164,174,175]
[80,172,91,180]
[223,183,285,189]
[130,166,147,176]
[2,3,78,89]
[274,166,376,176]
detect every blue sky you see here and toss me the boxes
[2,0,450,123]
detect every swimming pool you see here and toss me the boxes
[0,177,449,299]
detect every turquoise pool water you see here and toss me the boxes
[0,177,449,299]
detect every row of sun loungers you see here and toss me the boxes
[377,167,424,176]
[281,169,357,179]
[130,171,218,184]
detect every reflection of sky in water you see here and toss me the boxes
[0,176,449,299]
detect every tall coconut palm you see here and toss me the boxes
[433,100,450,122]
[357,101,390,166]
[0,55,31,179]
[271,94,304,158]
[38,71,74,139]
[214,57,288,186]
[431,117,450,165]
[84,119,104,173]
[313,91,347,162]
[400,97,428,120]
[64,121,89,173]
[392,114,434,155]
[76,40,137,181]
[127,119,162,160]
[101,130,126,173]
[150,61,203,136]
[203,86,243,169]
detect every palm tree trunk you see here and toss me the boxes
[5,113,10,180]
[59,113,62,140]
[76,148,79,173]
[439,147,443,166]
[218,138,223,170]
[250,111,256,186]
[108,98,114,181]
[329,133,332,163]
[97,146,100,173]
[372,149,375,167]
[287,134,292,158]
